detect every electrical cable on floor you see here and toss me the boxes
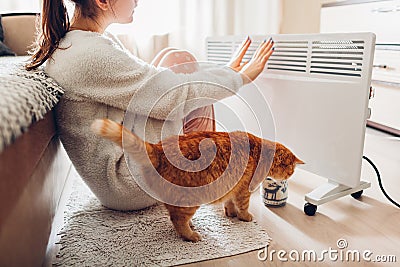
[362,155,400,209]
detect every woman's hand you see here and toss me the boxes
[227,36,274,84]
[240,38,274,84]
[228,36,252,72]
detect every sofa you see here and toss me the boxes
[0,13,169,267]
[0,13,74,267]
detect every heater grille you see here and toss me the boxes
[206,36,368,79]
[206,41,234,65]
[267,40,308,73]
[310,40,364,77]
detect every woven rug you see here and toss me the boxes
[53,177,271,266]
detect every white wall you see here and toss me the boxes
[0,0,40,13]
[280,0,323,34]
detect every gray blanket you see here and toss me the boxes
[0,56,64,153]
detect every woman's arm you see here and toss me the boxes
[68,38,243,121]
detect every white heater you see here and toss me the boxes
[206,32,376,215]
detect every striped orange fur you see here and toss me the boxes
[91,118,303,242]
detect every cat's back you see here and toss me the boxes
[153,130,263,164]
[157,131,254,151]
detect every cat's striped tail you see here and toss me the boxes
[91,119,155,166]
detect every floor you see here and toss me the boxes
[183,127,400,267]
[45,127,400,266]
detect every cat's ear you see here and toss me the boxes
[295,157,305,165]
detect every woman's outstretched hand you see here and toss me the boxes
[228,36,252,72]
[228,36,274,85]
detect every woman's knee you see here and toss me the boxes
[155,47,179,60]
[161,50,197,64]
[159,50,198,73]
[151,47,179,66]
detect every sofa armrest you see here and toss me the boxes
[1,13,39,56]
[0,111,72,267]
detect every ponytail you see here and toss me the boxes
[25,0,70,70]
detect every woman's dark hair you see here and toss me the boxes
[25,0,100,70]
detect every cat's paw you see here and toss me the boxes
[238,211,253,222]
[183,231,202,242]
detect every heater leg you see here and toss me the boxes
[304,180,371,216]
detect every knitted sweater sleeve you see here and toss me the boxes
[66,34,243,121]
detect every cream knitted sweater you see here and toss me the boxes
[45,30,243,210]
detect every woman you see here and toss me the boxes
[26,0,274,210]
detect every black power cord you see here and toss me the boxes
[362,156,400,209]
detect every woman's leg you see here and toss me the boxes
[155,49,216,133]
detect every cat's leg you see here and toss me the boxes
[224,199,238,217]
[164,204,201,242]
[233,191,253,222]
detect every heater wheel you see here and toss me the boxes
[304,203,317,216]
[351,190,364,199]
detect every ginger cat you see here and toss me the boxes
[91,119,304,242]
